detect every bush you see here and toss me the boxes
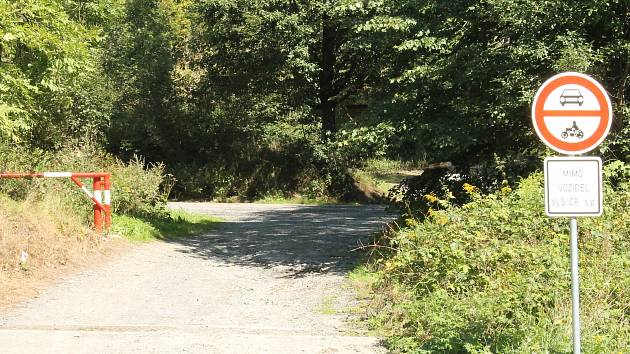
[365,162,630,353]
[386,153,542,220]
[316,123,397,197]
[168,122,398,201]
[0,144,170,223]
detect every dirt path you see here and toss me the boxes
[0,203,392,353]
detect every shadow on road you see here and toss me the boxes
[166,205,391,277]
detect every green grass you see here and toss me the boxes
[254,195,343,205]
[353,158,424,194]
[344,265,388,337]
[208,194,343,205]
[351,169,395,194]
[348,265,380,300]
[361,158,417,174]
[318,295,338,315]
[112,209,222,242]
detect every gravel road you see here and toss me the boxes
[0,203,392,354]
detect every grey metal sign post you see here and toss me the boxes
[533,72,612,354]
[570,217,580,353]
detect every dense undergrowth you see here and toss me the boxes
[169,123,397,201]
[0,144,222,238]
[359,161,630,353]
[0,144,170,220]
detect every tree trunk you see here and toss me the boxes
[319,18,337,136]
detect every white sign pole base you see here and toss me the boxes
[570,217,581,353]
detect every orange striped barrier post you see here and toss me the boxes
[0,172,112,233]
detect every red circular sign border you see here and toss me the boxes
[531,72,612,155]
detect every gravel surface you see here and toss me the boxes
[0,203,392,354]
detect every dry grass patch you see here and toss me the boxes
[0,195,127,309]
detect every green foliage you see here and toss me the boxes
[112,209,221,242]
[106,156,171,217]
[167,121,322,199]
[104,0,188,162]
[352,158,421,195]
[364,164,630,352]
[109,0,629,199]
[0,0,114,147]
[353,0,630,185]
[313,123,397,196]
[3,0,630,201]
[325,123,397,165]
[387,153,541,220]
[101,0,404,199]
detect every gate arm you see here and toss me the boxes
[70,176,106,211]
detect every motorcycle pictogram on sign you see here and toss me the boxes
[561,121,584,140]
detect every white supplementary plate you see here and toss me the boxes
[544,156,602,217]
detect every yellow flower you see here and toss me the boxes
[405,218,418,227]
[430,210,448,226]
[424,193,439,203]
[462,183,477,194]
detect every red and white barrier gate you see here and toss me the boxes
[0,172,111,233]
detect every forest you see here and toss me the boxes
[2,0,630,352]
[1,0,628,200]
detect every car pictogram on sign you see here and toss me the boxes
[560,89,584,106]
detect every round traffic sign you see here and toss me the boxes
[532,72,612,155]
